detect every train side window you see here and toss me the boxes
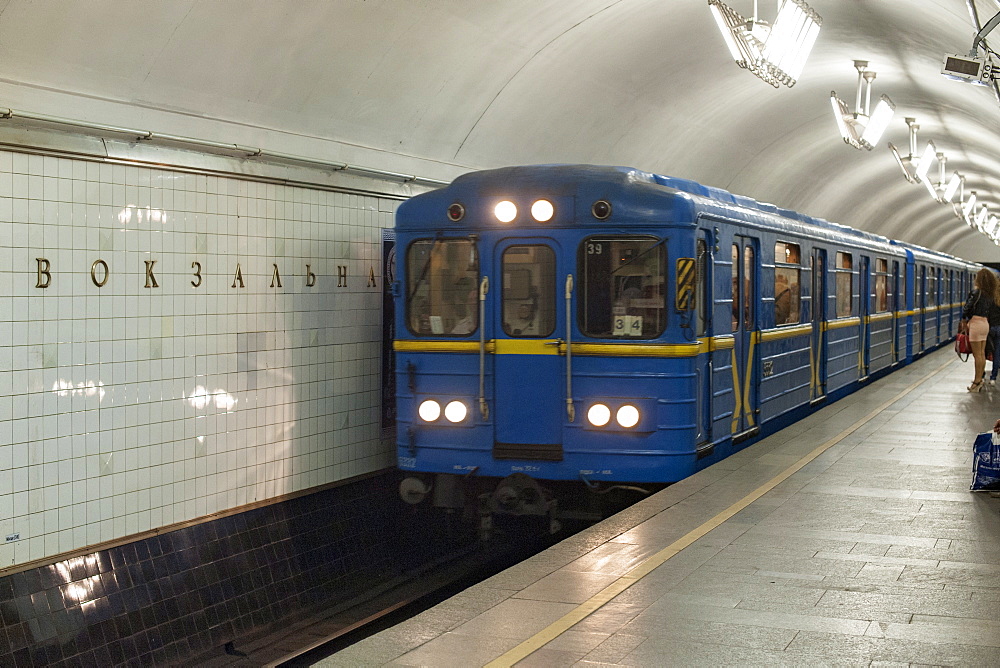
[743,246,755,329]
[731,244,739,332]
[875,258,888,312]
[835,252,853,317]
[898,262,905,310]
[919,266,926,310]
[774,241,801,325]
[578,236,665,339]
[502,245,556,337]
[405,238,479,336]
[927,268,937,307]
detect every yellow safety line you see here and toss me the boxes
[485,353,955,668]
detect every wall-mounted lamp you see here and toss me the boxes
[830,60,895,150]
[708,0,822,88]
[888,118,920,183]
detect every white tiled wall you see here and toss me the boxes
[0,150,397,569]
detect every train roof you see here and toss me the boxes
[398,164,973,267]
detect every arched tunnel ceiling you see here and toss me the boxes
[0,0,998,260]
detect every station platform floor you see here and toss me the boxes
[322,347,1000,667]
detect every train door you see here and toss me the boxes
[859,256,871,378]
[492,239,565,460]
[918,265,927,350]
[695,235,711,445]
[891,260,901,364]
[810,248,828,402]
[731,236,759,440]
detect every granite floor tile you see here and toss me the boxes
[560,542,660,577]
[624,612,800,652]
[513,646,586,667]
[618,636,840,668]
[449,597,576,641]
[539,628,611,654]
[513,570,621,605]
[580,632,647,665]
[387,631,520,667]
[625,599,871,637]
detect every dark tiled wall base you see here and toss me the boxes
[0,471,454,666]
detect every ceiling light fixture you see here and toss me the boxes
[913,140,938,185]
[963,191,978,224]
[942,171,963,203]
[976,204,990,231]
[921,151,946,200]
[708,0,822,88]
[830,60,895,150]
[985,215,1000,238]
[888,117,920,184]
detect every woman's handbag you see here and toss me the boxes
[955,331,972,361]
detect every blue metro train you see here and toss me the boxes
[393,165,978,522]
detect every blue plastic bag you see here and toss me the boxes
[971,432,1000,492]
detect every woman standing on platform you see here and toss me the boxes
[962,268,1000,392]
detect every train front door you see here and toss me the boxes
[811,248,828,401]
[491,240,566,461]
[731,236,759,440]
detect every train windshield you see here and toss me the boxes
[578,236,666,338]
[405,238,479,336]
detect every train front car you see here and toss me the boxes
[393,165,706,524]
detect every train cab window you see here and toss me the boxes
[578,236,665,338]
[774,241,801,325]
[405,238,479,336]
[502,245,556,337]
[835,252,853,317]
[875,258,889,312]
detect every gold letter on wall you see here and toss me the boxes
[91,260,109,287]
[144,260,159,288]
[36,258,51,288]
[232,263,245,289]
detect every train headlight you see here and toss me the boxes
[530,199,554,222]
[444,400,468,423]
[616,405,640,428]
[418,400,441,422]
[587,403,611,427]
[494,201,517,223]
[447,203,465,222]
[591,199,612,220]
